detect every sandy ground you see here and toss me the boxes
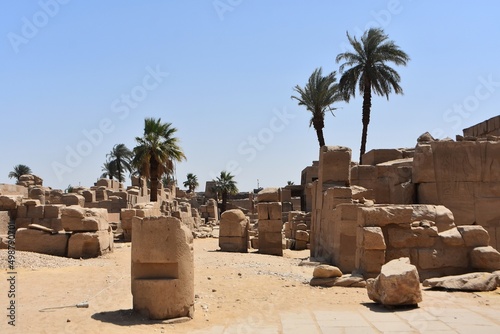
[1,238,499,334]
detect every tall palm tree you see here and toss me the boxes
[183,173,199,193]
[291,67,341,147]
[8,164,32,182]
[336,28,410,163]
[100,161,117,180]
[133,118,186,202]
[107,143,133,183]
[212,171,238,213]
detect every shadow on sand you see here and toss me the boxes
[92,309,191,326]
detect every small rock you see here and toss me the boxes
[313,264,343,278]
[423,272,498,291]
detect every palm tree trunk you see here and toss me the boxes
[360,81,372,164]
[150,157,158,202]
[117,160,122,183]
[313,113,326,147]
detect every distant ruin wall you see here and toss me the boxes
[412,140,500,251]
[463,115,500,137]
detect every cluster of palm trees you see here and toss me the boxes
[292,28,410,164]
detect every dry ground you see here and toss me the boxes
[1,238,499,334]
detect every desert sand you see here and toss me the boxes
[1,238,499,334]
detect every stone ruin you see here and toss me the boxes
[131,216,194,320]
[309,144,500,281]
[219,209,249,252]
[256,188,284,256]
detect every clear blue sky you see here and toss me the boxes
[1,1,499,192]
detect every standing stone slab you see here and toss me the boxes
[131,216,194,320]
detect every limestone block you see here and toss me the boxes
[257,188,280,202]
[432,141,482,182]
[15,228,69,257]
[412,144,435,183]
[418,248,468,270]
[29,187,46,204]
[434,206,456,232]
[61,193,85,207]
[95,178,112,188]
[470,246,500,271]
[268,202,282,220]
[423,272,498,291]
[17,205,27,218]
[15,218,32,229]
[82,190,96,203]
[27,205,44,219]
[367,257,422,306]
[218,236,247,253]
[351,186,374,201]
[44,204,64,219]
[67,230,113,259]
[0,211,11,234]
[358,206,413,227]
[417,183,439,204]
[436,182,475,225]
[319,146,351,186]
[61,206,109,232]
[388,225,438,248]
[259,232,283,256]
[0,195,23,210]
[313,265,342,278]
[131,216,194,320]
[296,223,308,231]
[356,165,376,180]
[356,249,385,275]
[457,225,490,247]
[219,210,248,237]
[362,149,403,166]
[295,240,307,250]
[295,230,309,242]
[259,220,283,233]
[439,228,465,246]
[482,141,500,182]
[474,198,500,226]
[357,226,386,250]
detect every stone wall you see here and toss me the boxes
[463,115,500,137]
[413,140,500,250]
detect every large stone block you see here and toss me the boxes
[0,195,23,210]
[67,230,113,259]
[0,211,11,235]
[474,198,500,226]
[436,182,475,225]
[417,183,439,204]
[27,204,44,219]
[362,149,403,166]
[357,226,386,250]
[219,209,248,238]
[257,188,280,202]
[432,141,482,182]
[412,144,435,183]
[356,249,385,275]
[470,246,500,271]
[218,236,247,253]
[258,231,283,256]
[482,141,500,182]
[131,216,194,320]
[357,206,413,227]
[61,193,85,207]
[367,257,422,306]
[258,219,283,233]
[439,228,465,246]
[319,146,351,186]
[61,206,109,232]
[15,228,69,257]
[457,225,490,247]
[44,204,64,219]
[418,248,468,270]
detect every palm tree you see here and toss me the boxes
[183,173,199,193]
[8,164,32,182]
[291,67,341,147]
[107,143,133,183]
[336,28,410,163]
[133,118,186,202]
[212,171,238,213]
[100,161,117,179]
